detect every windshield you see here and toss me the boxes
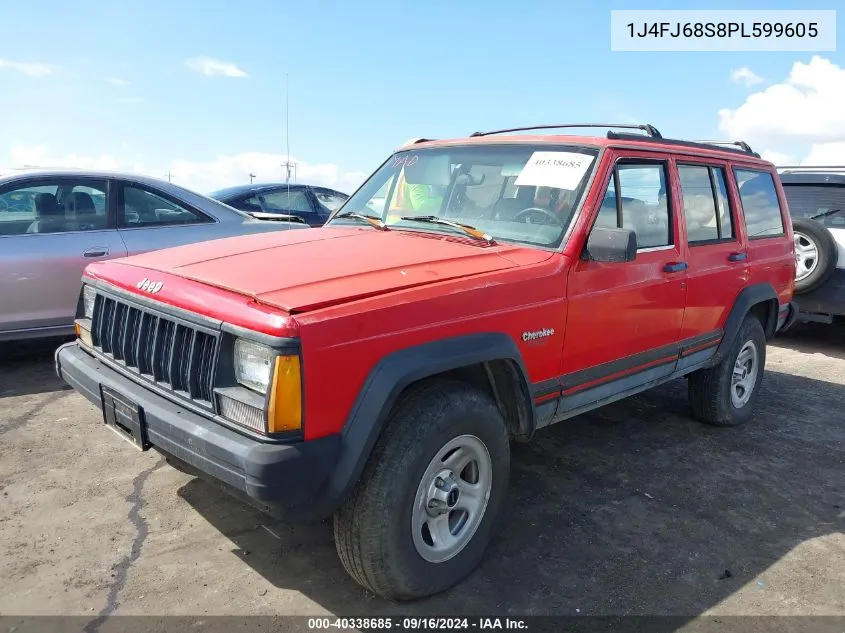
[327,143,600,248]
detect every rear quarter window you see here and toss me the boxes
[781,183,845,228]
[733,169,786,239]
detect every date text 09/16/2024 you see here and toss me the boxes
[307,617,529,630]
[627,21,819,39]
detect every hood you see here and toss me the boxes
[110,226,530,313]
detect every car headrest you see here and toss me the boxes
[34,193,63,217]
[66,191,96,215]
[492,197,525,220]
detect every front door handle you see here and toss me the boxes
[728,252,747,262]
[663,261,688,273]
[83,247,109,258]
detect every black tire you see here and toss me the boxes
[792,218,838,294]
[688,315,767,427]
[332,379,510,601]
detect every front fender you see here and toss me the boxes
[311,332,532,517]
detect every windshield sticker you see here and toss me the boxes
[514,152,595,190]
[390,154,419,168]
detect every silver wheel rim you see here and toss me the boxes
[731,340,759,408]
[411,434,492,564]
[793,231,819,281]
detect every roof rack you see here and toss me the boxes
[777,165,845,171]
[692,140,757,155]
[469,123,663,139]
[605,133,762,158]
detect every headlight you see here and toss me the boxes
[83,285,96,319]
[234,339,274,394]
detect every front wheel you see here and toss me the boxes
[688,315,767,427]
[333,380,510,601]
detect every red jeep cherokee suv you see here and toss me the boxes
[56,124,797,601]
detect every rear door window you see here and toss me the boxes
[733,169,786,239]
[0,179,109,235]
[781,184,845,228]
[678,164,735,244]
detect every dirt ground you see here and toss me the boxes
[0,323,843,619]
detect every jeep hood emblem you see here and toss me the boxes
[137,278,163,294]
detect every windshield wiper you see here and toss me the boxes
[399,215,495,244]
[810,208,841,221]
[333,211,389,230]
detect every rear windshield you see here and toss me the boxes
[782,183,845,228]
[327,143,600,248]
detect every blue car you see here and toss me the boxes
[209,183,349,227]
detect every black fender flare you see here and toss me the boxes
[312,332,534,517]
[711,282,779,366]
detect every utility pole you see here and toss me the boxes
[166,170,174,182]
[281,160,296,183]
[249,172,256,184]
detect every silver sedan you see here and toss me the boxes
[0,168,309,342]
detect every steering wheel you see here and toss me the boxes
[512,207,563,226]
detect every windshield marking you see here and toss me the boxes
[391,154,419,168]
[514,151,596,190]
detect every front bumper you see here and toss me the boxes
[55,341,339,522]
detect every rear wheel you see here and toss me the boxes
[333,380,510,601]
[793,218,838,294]
[688,315,767,427]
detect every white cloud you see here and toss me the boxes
[719,56,845,145]
[9,145,124,171]
[798,142,845,166]
[0,58,54,77]
[169,152,363,193]
[730,67,764,87]
[185,56,247,78]
[759,142,845,168]
[107,77,129,86]
[4,145,366,195]
[760,150,796,166]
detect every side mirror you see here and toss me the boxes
[584,226,637,263]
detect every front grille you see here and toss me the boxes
[90,293,218,405]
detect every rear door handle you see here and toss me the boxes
[83,247,109,258]
[663,261,688,273]
[728,252,747,262]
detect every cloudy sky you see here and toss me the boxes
[1,0,843,194]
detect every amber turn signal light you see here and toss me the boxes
[75,320,93,347]
[267,355,302,433]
